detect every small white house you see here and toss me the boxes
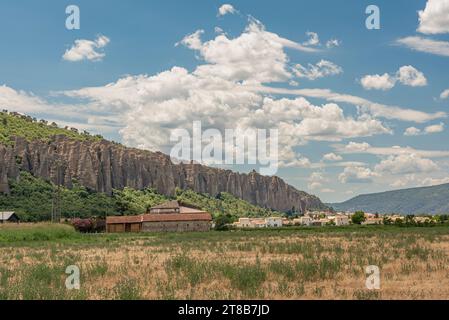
[265,217,283,228]
[335,215,349,226]
[299,216,312,226]
[238,218,251,228]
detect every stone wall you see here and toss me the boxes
[142,221,211,232]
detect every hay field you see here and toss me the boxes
[0,223,448,299]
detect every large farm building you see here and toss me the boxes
[106,201,212,233]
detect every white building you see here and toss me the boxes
[238,218,251,228]
[335,215,350,226]
[265,217,283,228]
[300,216,312,226]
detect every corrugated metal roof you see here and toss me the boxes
[0,212,16,221]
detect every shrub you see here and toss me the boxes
[351,211,366,225]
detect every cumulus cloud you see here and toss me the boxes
[396,65,428,87]
[294,60,343,80]
[178,18,317,84]
[417,0,449,34]
[326,39,341,48]
[335,141,449,158]
[178,29,204,50]
[404,127,422,136]
[360,65,427,90]
[218,4,237,16]
[404,123,445,136]
[6,14,442,176]
[63,35,110,62]
[360,73,396,91]
[255,86,446,123]
[396,36,449,57]
[303,32,320,46]
[420,176,449,186]
[339,166,378,183]
[375,154,439,175]
[56,17,396,167]
[440,89,449,99]
[308,172,328,190]
[322,153,343,161]
[425,122,445,134]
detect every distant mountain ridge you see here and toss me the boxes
[0,111,327,213]
[330,183,449,214]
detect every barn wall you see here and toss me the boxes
[142,221,210,233]
[107,224,125,233]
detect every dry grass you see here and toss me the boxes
[0,224,448,300]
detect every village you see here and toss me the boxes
[1,200,442,233]
[233,211,386,229]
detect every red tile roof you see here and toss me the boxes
[106,215,143,224]
[106,213,212,224]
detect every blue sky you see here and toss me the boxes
[1,0,449,203]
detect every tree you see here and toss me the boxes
[214,214,233,231]
[351,211,366,225]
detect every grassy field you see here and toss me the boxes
[0,223,448,300]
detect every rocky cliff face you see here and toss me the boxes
[0,135,327,212]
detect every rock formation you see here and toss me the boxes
[0,135,327,212]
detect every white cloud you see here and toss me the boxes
[63,35,110,62]
[425,122,445,134]
[218,4,237,16]
[256,98,391,144]
[179,18,317,84]
[0,85,121,134]
[294,60,343,80]
[418,0,449,34]
[360,73,396,91]
[396,65,428,87]
[339,166,378,183]
[390,174,449,188]
[335,141,449,159]
[279,154,311,168]
[396,36,449,57]
[178,30,204,50]
[404,123,445,136]
[375,154,439,175]
[251,86,446,123]
[322,153,343,161]
[360,65,427,90]
[421,176,449,186]
[326,39,341,48]
[62,18,382,162]
[8,14,442,178]
[303,32,320,46]
[440,89,449,99]
[308,172,328,190]
[404,127,422,136]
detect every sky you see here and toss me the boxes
[0,0,449,203]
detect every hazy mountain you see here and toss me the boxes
[330,184,449,214]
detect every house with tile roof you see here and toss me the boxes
[106,201,212,233]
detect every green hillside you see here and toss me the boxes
[0,111,103,145]
[331,184,449,215]
[0,172,282,222]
